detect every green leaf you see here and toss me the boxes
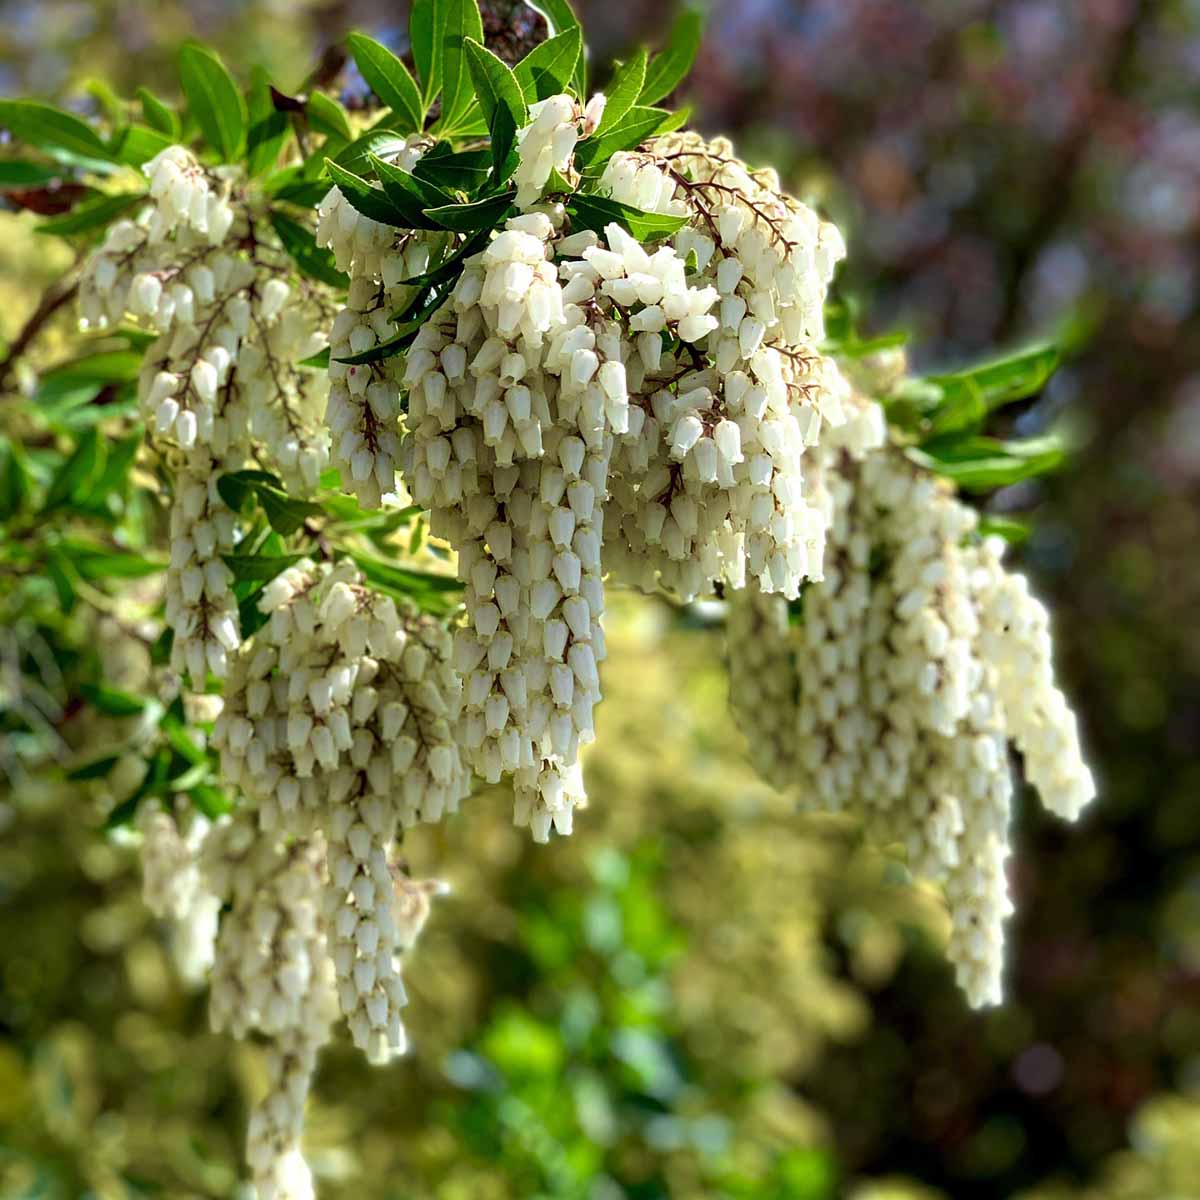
[513,27,583,102]
[369,153,451,227]
[412,144,492,194]
[67,754,122,780]
[137,87,180,138]
[324,158,412,226]
[245,67,289,177]
[410,0,443,109]
[218,469,322,536]
[640,9,703,106]
[910,434,1066,493]
[978,514,1031,544]
[221,552,305,583]
[426,190,514,232]
[306,90,353,142]
[179,44,246,162]
[112,124,174,167]
[348,33,425,133]
[0,100,117,170]
[43,428,103,509]
[59,538,164,580]
[436,0,486,134]
[34,192,144,237]
[189,783,232,819]
[77,428,142,505]
[0,161,62,188]
[82,683,147,717]
[464,38,528,176]
[576,105,669,170]
[217,468,282,513]
[0,441,32,520]
[398,225,492,289]
[525,0,585,95]
[350,551,463,613]
[269,211,350,289]
[567,193,689,241]
[333,129,416,177]
[596,48,647,135]
[298,347,330,369]
[927,343,1060,436]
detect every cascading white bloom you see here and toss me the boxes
[80,146,331,686]
[726,390,1095,1007]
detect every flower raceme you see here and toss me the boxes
[55,56,1094,1199]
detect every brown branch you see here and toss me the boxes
[0,273,80,394]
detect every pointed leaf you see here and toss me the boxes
[410,0,444,109]
[137,87,180,138]
[596,48,647,135]
[464,38,528,174]
[35,192,144,237]
[348,33,425,132]
[334,129,414,176]
[525,0,585,95]
[369,153,449,228]
[513,27,583,102]
[0,100,117,169]
[437,0,486,133]
[179,44,246,161]
[324,158,412,225]
[246,67,289,177]
[426,190,515,232]
[640,9,703,106]
[567,193,688,241]
[577,104,669,170]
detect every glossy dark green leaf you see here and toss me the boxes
[245,68,289,177]
[43,428,104,509]
[269,211,350,289]
[566,193,689,241]
[216,468,282,512]
[413,144,492,193]
[928,343,1060,437]
[369,153,451,227]
[221,552,305,583]
[324,158,412,226]
[576,105,670,170]
[348,33,425,132]
[409,0,444,109]
[0,161,62,188]
[443,0,486,132]
[178,44,246,161]
[426,190,514,232]
[67,754,122,780]
[137,87,180,138]
[351,551,463,613]
[910,434,1065,492]
[333,129,414,177]
[464,38,528,175]
[596,48,647,135]
[513,27,583,101]
[333,292,444,364]
[526,0,586,94]
[305,90,353,142]
[0,100,116,168]
[112,124,174,167]
[34,192,143,237]
[82,683,147,717]
[298,347,331,369]
[640,9,703,106]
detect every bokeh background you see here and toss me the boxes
[2,1,1199,1197]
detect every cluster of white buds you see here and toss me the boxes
[211,557,468,1061]
[316,139,454,508]
[726,393,1094,1006]
[514,92,606,209]
[78,146,332,686]
[200,820,336,1200]
[135,801,221,985]
[314,123,848,837]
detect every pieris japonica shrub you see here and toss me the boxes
[0,2,1094,1195]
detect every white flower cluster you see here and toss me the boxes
[513,92,606,209]
[726,394,1095,1006]
[200,820,336,1200]
[79,146,332,686]
[315,123,847,838]
[211,557,468,1062]
[316,138,453,509]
